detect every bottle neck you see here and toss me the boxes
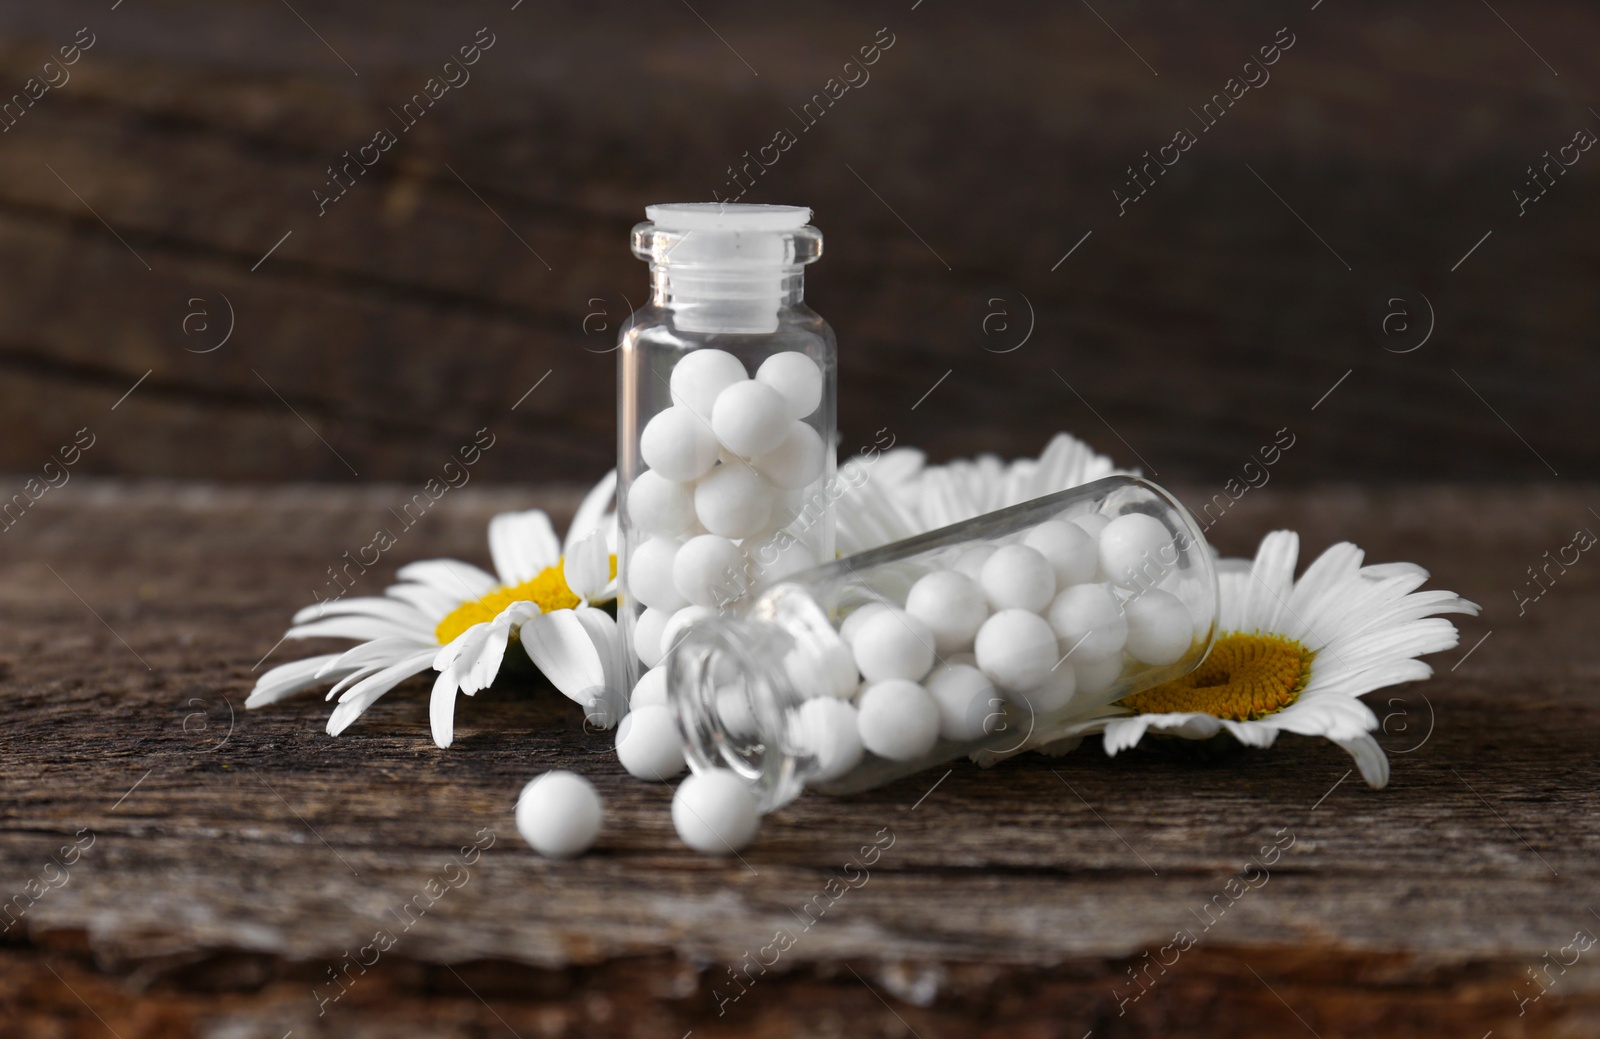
[650,266,805,335]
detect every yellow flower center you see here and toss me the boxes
[432,556,615,646]
[1121,632,1314,721]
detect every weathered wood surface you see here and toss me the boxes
[1,1,1598,484]
[1,480,1597,1037]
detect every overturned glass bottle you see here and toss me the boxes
[668,476,1219,811]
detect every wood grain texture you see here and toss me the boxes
[1,1,1598,485]
[1,480,1597,1037]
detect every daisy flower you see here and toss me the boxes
[1013,530,1480,787]
[246,474,621,748]
[837,433,1128,554]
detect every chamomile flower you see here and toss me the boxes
[1018,530,1480,787]
[837,433,1127,554]
[247,474,622,748]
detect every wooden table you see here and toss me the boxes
[2,481,1596,1038]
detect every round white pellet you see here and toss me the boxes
[1073,513,1112,540]
[711,380,790,458]
[1046,584,1128,663]
[856,680,941,762]
[839,602,891,645]
[787,698,863,781]
[670,349,747,420]
[516,771,602,859]
[694,465,775,539]
[952,544,997,581]
[631,666,669,709]
[745,530,816,584]
[661,604,716,659]
[716,684,759,738]
[628,538,687,611]
[821,641,861,697]
[1011,665,1077,717]
[752,422,825,490]
[1099,513,1175,589]
[974,609,1060,692]
[626,470,696,538]
[615,705,686,781]
[905,570,989,655]
[755,351,824,420]
[1023,520,1099,588]
[672,770,760,854]
[673,535,746,608]
[1123,589,1194,666]
[852,609,937,684]
[980,544,1057,613]
[640,406,719,482]
[1073,655,1125,698]
[925,663,1001,741]
[634,606,670,667]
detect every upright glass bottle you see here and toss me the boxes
[668,476,1219,811]
[617,204,837,702]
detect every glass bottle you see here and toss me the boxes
[617,204,837,701]
[668,476,1219,811]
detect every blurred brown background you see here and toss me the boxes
[0,0,1595,487]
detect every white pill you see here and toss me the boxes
[980,544,1057,613]
[746,530,817,584]
[952,544,997,581]
[975,609,1060,692]
[852,609,937,684]
[1073,513,1111,540]
[661,604,716,658]
[640,406,719,482]
[905,570,989,654]
[628,538,687,612]
[926,663,1001,741]
[1123,589,1194,666]
[631,666,669,709]
[1073,655,1125,698]
[821,640,861,697]
[752,422,825,490]
[673,535,746,608]
[1046,583,1128,663]
[787,697,863,781]
[694,464,775,539]
[673,770,760,854]
[615,705,686,781]
[1012,665,1077,717]
[711,380,791,458]
[756,351,823,420]
[839,602,891,645]
[717,684,759,738]
[516,770,602,859]
[634,606,670,667]
[670,349,747,420]
[626,470,696,538]
[857,680,941,762]
[1023,520,1099,587]
[1099,513,1175,589]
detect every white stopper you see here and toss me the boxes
[672,770,760,854]
[1046,583,1128,663]
[1099,513,1175,589]
[640,406,719,482]
[974,609,1060,692]
[1023,520,1099,587]
[673,534,747,608]
[980,544,1057,613]
[615,704,687,781]
[1123,589,1193,666]
[905,569,989,654]
[787,697,863,781]
[515,771,602,859]
[851,609,937,684]
[751,422,825,489]
[628,538,688,612]
[926,663,1001,741]
[694,464,775,539]
[634,606,670,667]
[626,470,696,539]
[670,349,748,421]
[631,666,668,709]
[755,351,824,420]
[856,680,941,762]
[710,380,791,458]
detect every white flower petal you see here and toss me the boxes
[396,559,498,600]
[291,596,434,635]
[247,653,352,708]
[383,581,463,623]
[565,470,618,555]
[317,636,431,679]
[325,650,436,736]
[287,616,430,645]
[1335,732,1391,788]
[519,608,610,708]
[488,510,562,586]
[429,668,461,749]
[564,532,611,603]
